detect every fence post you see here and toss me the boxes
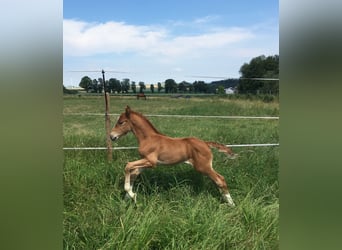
[103,70,113,162]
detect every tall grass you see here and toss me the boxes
[63,95,279,117]
[63,96,279,249]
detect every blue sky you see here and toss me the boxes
[63,0,278,86]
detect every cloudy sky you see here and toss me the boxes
[63,0,278,86]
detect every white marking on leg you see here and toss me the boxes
[184,160,193,166]
[124,182,131,192]
[223,193,235,207]
[124,180,136,201]
[127,190,137,202]
[124,172,138,202]
[124,172,131,191]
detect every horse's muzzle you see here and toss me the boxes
[110,135,119,141]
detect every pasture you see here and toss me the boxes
[63,95,279,249]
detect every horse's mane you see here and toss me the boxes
[130,110,163,135]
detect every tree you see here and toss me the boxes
[138,82,146,93]
[108,78,115,93]
[121,78,130,93]
[157,82,163,93]
[91,79,98,93]
[131,82,136,93]
[178,81,189,92]
[114,78,122,93]
[105,80,110,93]
[188,84,194,93]
[97,78,104,93]
[150,84,154,93]
[193,81,208,93]
[217,85,225,95]
[209,78,239,94]
[238,55,279,94]
[108,78,122,93]
[97,79,103,93]
[79,76,92,92]
[165,79,177,93]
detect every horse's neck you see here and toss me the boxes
[130,114,159,142]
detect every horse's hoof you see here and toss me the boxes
[228,201,236,207]
[223,193,235,207]
[125,192,137,203]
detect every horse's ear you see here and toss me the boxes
[125,105,131,117]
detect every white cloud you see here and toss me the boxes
[63,19,167,56]
[63,18,278,84]
[193,15,220,24]
[165,28,253,55]
[63,19,253,58]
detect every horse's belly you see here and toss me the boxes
[157,150,189,165]
[154,138,192,165]
[157,155,188,165]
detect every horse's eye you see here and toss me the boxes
[118,121,126,125]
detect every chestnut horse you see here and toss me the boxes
[136,93,146,100]
[110,106,237,206]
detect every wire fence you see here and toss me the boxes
[63,143,279,151]
[63,113,279,120]
[63,113,279,151]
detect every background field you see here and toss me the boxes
[63,95,279,249]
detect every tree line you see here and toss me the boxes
[238,55,279,94]
[73,54,279,95]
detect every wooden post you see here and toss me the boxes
[103,70,113,162]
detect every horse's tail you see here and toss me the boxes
[206,141,238,159]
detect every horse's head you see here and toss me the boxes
[110,106,133,141]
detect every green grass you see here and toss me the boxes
[63,95,279,249]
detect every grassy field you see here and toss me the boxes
[63,95,279,249]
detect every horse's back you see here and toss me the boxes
[182,137,212,156]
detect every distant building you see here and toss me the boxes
[225,87,235,94]
[65,85,84,91]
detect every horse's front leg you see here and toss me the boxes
[124,170,137,202]
[124,158,153,202]
[124,169,143,202]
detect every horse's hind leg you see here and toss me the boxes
[207,170,235,206]
[195,161,235,206]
